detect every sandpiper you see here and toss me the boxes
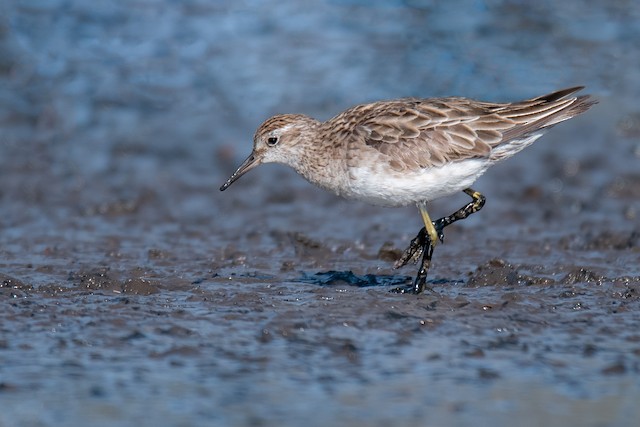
[220,87,596,293]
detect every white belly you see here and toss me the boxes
[345,159,489,207]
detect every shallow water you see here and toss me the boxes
[1,1,640,426]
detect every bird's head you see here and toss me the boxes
[220,114,318,191]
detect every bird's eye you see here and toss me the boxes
[267,136,279,146]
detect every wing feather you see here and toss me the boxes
[327,88,594,172]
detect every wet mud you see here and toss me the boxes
[2,1,640,426]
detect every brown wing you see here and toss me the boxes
[342,87,594,172]
[354,99,508,170]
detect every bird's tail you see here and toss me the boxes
[489,87,597,162]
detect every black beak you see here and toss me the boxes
[220,153,261,191]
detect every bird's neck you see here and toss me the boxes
[287,125,347,194]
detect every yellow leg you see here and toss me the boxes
[417,201,439,248]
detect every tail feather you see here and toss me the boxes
[500,88,597,143]
[552,95,598,124]
[490,87,597,161]
[531,86,585,102]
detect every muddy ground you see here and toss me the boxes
[1,1,640,426]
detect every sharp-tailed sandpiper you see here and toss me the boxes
[220,87,596,293]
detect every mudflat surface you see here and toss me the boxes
[1,1,640,426]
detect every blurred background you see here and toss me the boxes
[1,1,639,426]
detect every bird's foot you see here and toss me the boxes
[390,260,435,294]
[393,223,445,270]
[394,227,428,269]
[391,233,436,294]
[389,280,434,295]
[389,285,417,294]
